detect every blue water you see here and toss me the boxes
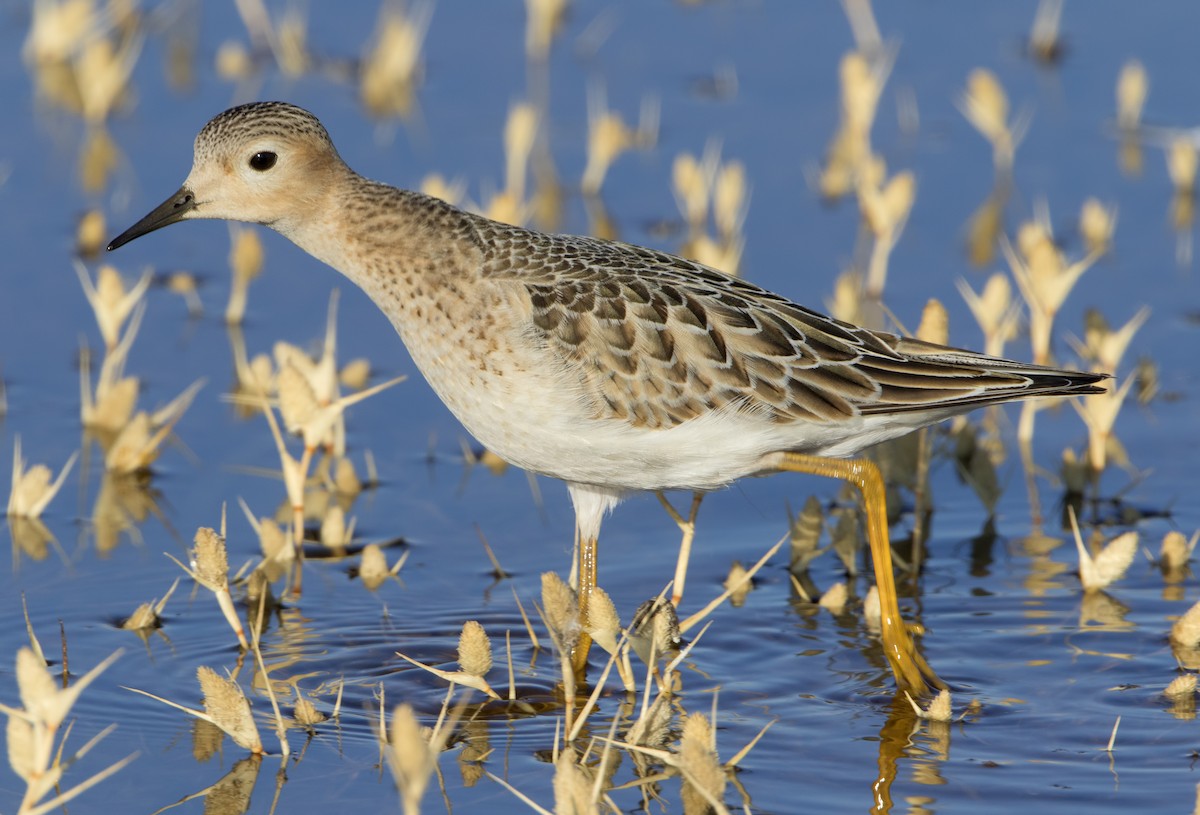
[2,2,1199,813]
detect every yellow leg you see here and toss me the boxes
[776,452,945,694]
[570,532,596,680]
[657,491,704,606]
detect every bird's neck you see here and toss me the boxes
[275,173,481,291]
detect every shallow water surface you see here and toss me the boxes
[2,2,1200,813]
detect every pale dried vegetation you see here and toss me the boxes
[1,0,1180,812]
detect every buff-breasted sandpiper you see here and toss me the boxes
[109,102,1107,694]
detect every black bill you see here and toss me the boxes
[107,186,198,251]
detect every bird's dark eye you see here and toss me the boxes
[248,151,277,171]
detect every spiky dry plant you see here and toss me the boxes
[75,262,151,352]
[79,310,141,434]
[214,38,254,81]
[197,667,262,752]
[818,581,849,613]
[581,84,659,196]
[78,125,122,195]
[1071,307,1148,375]
[916,297,949,346]
[1026,0,1065,64]
[120,577,179,632]
[73,25,141,123]
[386,702,453,815]
[1166,674,1197,721]
[22,2,90,113]
[0,647,132,815]
[670,145,747,276]
[673,144,720,237]
[819,50,891,200]
[359,0,432,119]
[1002,223,1099,367]
[76,208,107,254]
[420,173,467,207]
[722,562,752,608]
[1079,198,1118,255]
[126,665,264,754]
[540,571,579,656]
[23,0,100,66]
[653,492,703,606]
[1071,374,1134,473]
[1115,59,1148,175]
[678,536,783,636]
[272,5,309,77]
[339,357,372,391]
[964,182,1010,267]
[283,368,406,461]
[549,749,600,815]
[168,527,248,649]
[23,0,142,121]
[713,159,748,241]
[258,293,406,461]
[1172,599,1200,648]
[252,391,312,561]
[1167,138,1197,264]
[228,329,275,415]
[628,595,680,671]
[581,585,634,691]
[678,712,728,815]
[291,694,326,728]
[239,499,291,566]
[951,421,1002,516]
[826,269,865,325]
[1115,59,1148,132]
[7,438,76,520]
[858,166,916,298]
[1068,509,1137,592]
[524,0,568,60]
[840,0,882,55]
[318,504,355,550]
[908,298,950,539]
[1169,127,1200,186]
[225,224,263,324]
[163,270,203,317]
[332,453,367,496]
[1166,674,1198,700]
[396,621,501,700]
[502,102,539,204]
[906,688,953,722]
[862,584,882,631]
[958,68,1030,176]
[104,378,204,474]
[787,496,826,577]
[1161,531,1200,572]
